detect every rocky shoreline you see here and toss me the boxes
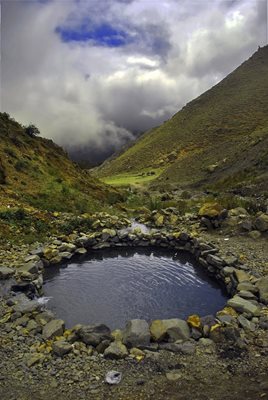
[0,211,268,399]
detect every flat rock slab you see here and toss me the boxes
[42,319,65,340]
[227,296,261,316]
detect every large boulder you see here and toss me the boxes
[227,296,261,316]
[122,319,150,348]
[0,266,14,279]
[42,319,65,340]
[150,319,190,342]
[78,324,111,346]
[255,276,268,305]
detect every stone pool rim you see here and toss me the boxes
[0,226,266,359]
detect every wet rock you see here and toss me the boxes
[255,276,268,305]
[78,324,111,346]
[150,319,190,342]
[122,319,150,348]
[42,319,65,340]
[13,294,41,314]
[52,340,73,357]
[227,296,261,316]
[104,341,128,359]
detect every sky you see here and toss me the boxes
[1,0,267,163]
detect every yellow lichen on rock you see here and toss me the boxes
[217,306,238,317]
[198,202,223,218]
[187,314,201,329]
[210,323,221,333]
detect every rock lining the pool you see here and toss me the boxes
[1,227,268,362]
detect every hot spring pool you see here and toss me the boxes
[43,247,227,329]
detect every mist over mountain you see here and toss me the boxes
[2,0,267,163]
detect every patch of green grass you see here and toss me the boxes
[101,168,163,187]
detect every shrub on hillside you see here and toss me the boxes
[25,124,40,137]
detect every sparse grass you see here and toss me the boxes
[0,111,121,214]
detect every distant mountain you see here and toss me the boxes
[96,46,268,194]
[0,113,120,213]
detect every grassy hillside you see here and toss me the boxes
[0,113,120,214]
[96,46,268,194]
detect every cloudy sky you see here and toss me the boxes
[1,0,267,163]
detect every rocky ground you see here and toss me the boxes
[0,207,268,400]
[0,318,268,400]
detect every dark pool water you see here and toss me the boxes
[43,248,227,329]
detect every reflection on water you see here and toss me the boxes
[43,247,227,329]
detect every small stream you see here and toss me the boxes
[43,247,227,329]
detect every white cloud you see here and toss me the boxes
[1,0,266,161]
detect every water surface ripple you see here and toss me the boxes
[43,247,227,329]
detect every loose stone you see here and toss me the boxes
[150,319,190,342]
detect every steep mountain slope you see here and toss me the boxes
[96,46,268,193]
[0,113,119,213]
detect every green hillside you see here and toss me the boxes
[0,112,119,214]
[96,46,268,194]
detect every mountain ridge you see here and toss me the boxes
[96,45,268,194]
[0,112,120,213]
